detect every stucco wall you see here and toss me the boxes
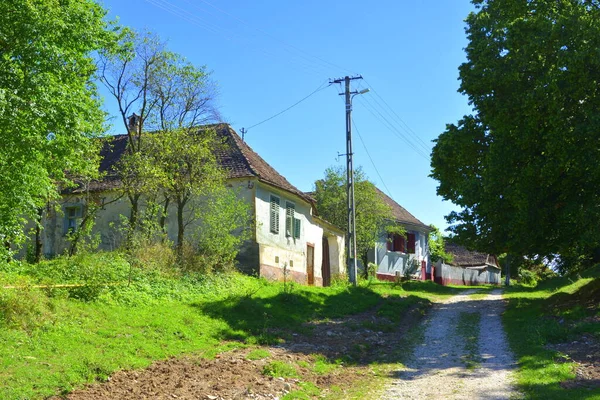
[255,182,323,284]
[372,228,429,280]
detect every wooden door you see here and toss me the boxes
[321,236,331,287]
[307,244,315,285]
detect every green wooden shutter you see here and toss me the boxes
[285,202,295,237]
[270,195,280,233]
[293,218,301,239]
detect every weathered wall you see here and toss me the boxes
[372,228,429,280]
[434,262,501,286]
[255,182,323,285]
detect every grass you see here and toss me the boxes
[455,311,481,369]
[0,251,450,399]
[502,265,600,399]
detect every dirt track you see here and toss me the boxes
[381,289,519,399]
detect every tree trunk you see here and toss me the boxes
[127,193,141,249]
[176,198,185,258]
[34,208,43,263]
[160,195,170,236]
[505,254,511,286]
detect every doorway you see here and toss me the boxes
[307,244,315,285]
[321,236,331,286]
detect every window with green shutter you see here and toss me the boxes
[270,195,280,234]
[285,201,295,237]
[293,217,301,239]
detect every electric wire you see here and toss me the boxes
[193,0,358,76]
[352,120,394,199]
[355,95,430,160]
[362,77,432,152]
[144,0,327,78]
[245,80,332,131]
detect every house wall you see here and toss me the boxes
[372,228,429,281]
[255,182,324,285]
[434,261,501,286]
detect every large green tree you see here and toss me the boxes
[0,0,113,256]
[431,0,600,270]
[314,166,397,270]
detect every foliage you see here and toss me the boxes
[518,269,538,287]
[314,166,394,267]
[262,361,299,378]
[0,0,114,257]
[427,225,453,264]
[0,284,54,331]
[430,0,600,272]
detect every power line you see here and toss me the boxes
[362,77,432,152]
[245,80,332,131]
[352,120,394,199]
[355,95,430,160]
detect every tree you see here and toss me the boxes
[428,225,453,264]
[99,30,221,241]
[314,166,396,270]
[431,0,600,270]
[0,0,113,258]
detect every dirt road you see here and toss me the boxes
[381,289,520,400]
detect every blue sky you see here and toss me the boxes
[98,0,475,231]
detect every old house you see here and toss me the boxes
[368,188,432,281]
[31,124,345,286]
[433,242,501,286]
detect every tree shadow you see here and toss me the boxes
[191,286,431,366]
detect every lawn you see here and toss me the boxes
[0,252,457,399]
[502,266,600,400]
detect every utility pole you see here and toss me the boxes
[240,127,247,142]
[331,75,364,286]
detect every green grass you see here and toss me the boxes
[502,265,600,399]
[0,251,449,399]
[245,348,271,360]
[262,360,299,378]
[455,311,481,369]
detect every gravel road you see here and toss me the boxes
[382,289,520,400]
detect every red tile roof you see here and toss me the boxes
[444,241,499,268]
[375,187,430,231]
[75,124,313,204]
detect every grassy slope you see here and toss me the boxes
[503,266,600,399]
[0,254,459,399]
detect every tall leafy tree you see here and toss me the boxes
[431,0,600,270]
[0,0,113,257]
[314,166,397,269]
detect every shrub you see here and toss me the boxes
[0,284,53,331]
[518,268,538,287]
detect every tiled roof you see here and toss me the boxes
[75,124,313,204]
[375,188,430,231]
[444,241,499,268]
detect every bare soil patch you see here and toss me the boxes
[550,332,600,390]
[55,299,429,399]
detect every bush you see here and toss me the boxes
[0,284,53,331]
[518,268,538,287]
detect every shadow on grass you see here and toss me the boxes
[192,285,431,366]
[503,277,600,399]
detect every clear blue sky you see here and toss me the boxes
[98,0,475,231]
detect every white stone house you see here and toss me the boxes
[368,188,432,281]
[32,124,345,286]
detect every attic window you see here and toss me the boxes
[285,201,295,237]
[270,195,280,234]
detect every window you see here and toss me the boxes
[387,233,406,252]
[270,195,280,234]
[285,201,295,237]
[64,205,82,234]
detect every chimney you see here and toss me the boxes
[128,113,140,133]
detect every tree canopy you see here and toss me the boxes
[314,166,397,268]
[430,0,600,270]
[0,0,114,254]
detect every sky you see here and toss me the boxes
[98,0,476,231]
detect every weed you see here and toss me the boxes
[245,348,270,360]
[262,361,299,378]
[455,311,481,369]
